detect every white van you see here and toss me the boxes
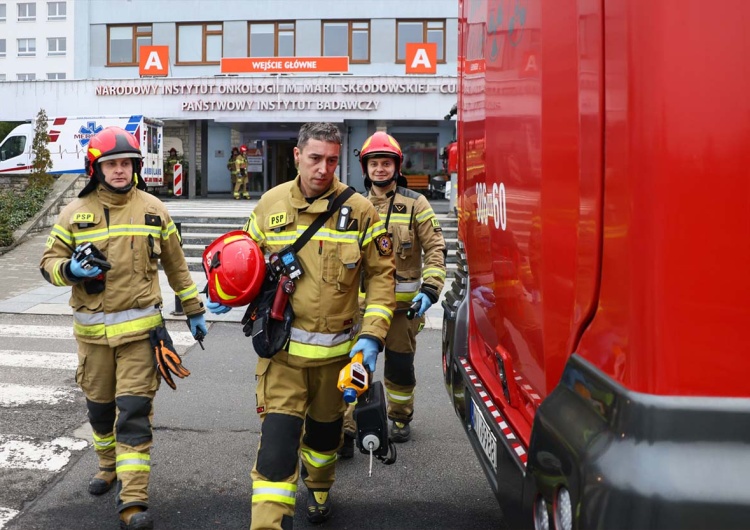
[0,115,165,186]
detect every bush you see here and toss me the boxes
[0,185,50,247]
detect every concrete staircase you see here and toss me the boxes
[167,198,458,275]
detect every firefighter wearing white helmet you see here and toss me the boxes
[339,131,446,456]
[39,126,207,530]
[207,122,396,529]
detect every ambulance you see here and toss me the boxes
[442,1,750,528]
[0,115,165,186]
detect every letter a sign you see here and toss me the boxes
[139,46,169,77]
[405,43,437,74]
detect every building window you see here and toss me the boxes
[47,37,66,56]
[108,24,152,66]
[17,73,36,81]
[0,39,5,58]
[47,72,66,80]
[400,134,439,175]
[396,20,445,63]
[0,4,6,22]
[0,74,6,81]
[17,2,35,21]
[248,22,295,57]
[177,23,222,65]
[47,1,65,20]
[322,21,370,63]
[18,38,36,57]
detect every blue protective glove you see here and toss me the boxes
[206,299,232,315]
[411,292,433,318]
[188,314,208,340]
[350,337,380,372]
[69,248,102,279]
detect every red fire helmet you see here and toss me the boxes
[203,230,265,307]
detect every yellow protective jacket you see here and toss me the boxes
[235,154,248,172]
[367,186,446,306]
[243,177,396,366]
[39,185,204,347]
[227,155,238,175]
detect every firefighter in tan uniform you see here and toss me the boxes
[39,127,207,530]
[207,123,395,529]
[340,132,446,454]
[233,144,250,199]
[228,146,240,190]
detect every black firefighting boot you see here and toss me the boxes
[390,421,412,443]
[306,489,332,524]
[88,468,116,495]
[337,432,355,460]
[119,507,153,530]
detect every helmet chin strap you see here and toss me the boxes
[371,174,398,188]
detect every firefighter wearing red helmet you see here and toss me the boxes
[40,126,207,530]
[233,144,250,199]
[206,123,396,529]
[338,131,447,456]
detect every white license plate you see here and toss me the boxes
[471,398,497,472]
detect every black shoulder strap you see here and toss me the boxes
[292,187,356,253]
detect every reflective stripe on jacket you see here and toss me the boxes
[367,186,446,306]
[40,185,203,347]
[243,177,395,365]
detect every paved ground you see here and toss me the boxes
[0,197,450,328]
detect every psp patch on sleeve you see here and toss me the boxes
[268,212,287,229]
[431,218,442,232]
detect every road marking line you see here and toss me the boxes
[0,350,77,371]
[0,325,195,346]
[0,435,88,472]
[0,383,77,407]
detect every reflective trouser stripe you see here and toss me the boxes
[386,388,414,403]
[300,448,337,468]
[116,452,150,473]
[92,432,115,451]
[252,480,297,505]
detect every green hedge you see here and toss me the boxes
[0,186,50,247]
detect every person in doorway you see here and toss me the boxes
[339,131,446,457]
[206,122,396,529]
[228,146,240,191]
[39,126,208,530]
[164,147,180,196]
[233,144,250,199]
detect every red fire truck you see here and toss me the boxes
[442,1,750,529]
